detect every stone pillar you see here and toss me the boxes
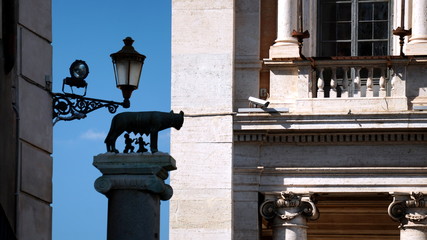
[269,0,299,58]
[406,1,427,55]
[260,192,319,240]
[93,153,176,240]
[388,192,427,240]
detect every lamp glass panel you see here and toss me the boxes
[114,60,130,86]
[129,61,143,88]
[72,63,88,79]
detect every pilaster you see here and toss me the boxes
[260,191,319,240]
[388,192,427,240]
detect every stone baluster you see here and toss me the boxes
[330,67,337,98]
[366,67,374,97]
[388,192,427,240]
[353,67,361,98]
[341,67,349,98]
[260,192,319,240]
[317,68,325,98]
[269,0,299,58]
[406,1,427,55]
[379,68,387,97]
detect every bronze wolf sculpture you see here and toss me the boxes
[105,111,184,153]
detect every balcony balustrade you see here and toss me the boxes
[263,56,427,113]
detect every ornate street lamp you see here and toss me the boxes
[52,37,145,124]
[111,37,146,108]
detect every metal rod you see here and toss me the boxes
[297,0,303,32]
[401,0,405,28]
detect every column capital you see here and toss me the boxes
[94,175,173,200]
[93,153,176,200]
[388,192,427,226]
[260,191,319,222]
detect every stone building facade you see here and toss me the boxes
[170,0,427,239]
[0,0,53,239]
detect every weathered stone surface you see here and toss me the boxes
[18,0,52,41]
[269,68,298,104]
[20,28,52,87]
[171,142,232,189]
[172,8,233,55]
[19,77,52,152]
[21,142,52,203]
[235,143,427,168]
[171,54,233,113]
[233,201,259,234]
[235,0,260,57]
[234,67,262,109]
[18,194,52,240]
[170,229,232,240]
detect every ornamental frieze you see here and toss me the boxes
[235,132,427,145]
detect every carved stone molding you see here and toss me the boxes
[260,191,319,222]
[235,132,427,145]
[388,192,427,228]
[94,175,173,200]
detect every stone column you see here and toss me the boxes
[388,192,427,240]
[406,1,427,55]
[260,192,319,240]
[93,153,176,240]
[269,0,299,58]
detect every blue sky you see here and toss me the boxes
[52,1,171,239]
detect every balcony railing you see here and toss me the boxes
[311,56,394,99]
[263,56,427,113]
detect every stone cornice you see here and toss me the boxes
[234,167,427,175]
[234,112,427,134]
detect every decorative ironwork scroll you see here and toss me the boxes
[52,93,124,125]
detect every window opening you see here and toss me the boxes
[318,0,391,57]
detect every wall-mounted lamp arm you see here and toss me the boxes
[52,92,129,125]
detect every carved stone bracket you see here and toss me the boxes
[260,191,319,222]
[388,192,427,228]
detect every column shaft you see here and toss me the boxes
[272,207,308,240]
[410,1,427,42]
[269,0,299,58]
[107,190,160,240]
[275,0,298,46]
[406,1,427,54]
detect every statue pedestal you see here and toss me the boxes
[93,153,177,240]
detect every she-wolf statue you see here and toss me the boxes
[105,110,184,153]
